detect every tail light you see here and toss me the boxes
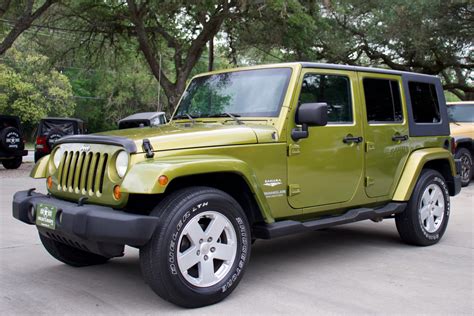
[36,136,49,153]
[450,138,456,155]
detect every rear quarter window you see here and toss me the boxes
[408,81,441,123]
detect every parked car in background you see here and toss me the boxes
[35,117,85,162]
[0,115,27,169]
[118,112,167,129]
[447,101,474,186]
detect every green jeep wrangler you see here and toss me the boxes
[13,63,461,308]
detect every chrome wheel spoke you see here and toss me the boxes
[199,259,216,284]
[213,243,235,261]
[420,206,430,221]
[427,215,436,232]
[429,186,439,202]
[421,190,431,206]
[184,220,205,245]
[178,247,200,271]
[433,205,444,217]
[206,215,227,240]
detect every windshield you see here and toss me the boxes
[447,104,474,123]
[174,68,292,118]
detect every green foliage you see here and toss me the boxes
[0,44,75,136]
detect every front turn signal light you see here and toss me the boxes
[158,175,169,186]
[113,185,122,200]
[47,176,53,189]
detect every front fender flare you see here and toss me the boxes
[30,155,49,179]
[120,155,274,222]
[393,148,457,201]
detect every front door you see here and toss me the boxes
[358,73,411,198]
[287,69,364,209]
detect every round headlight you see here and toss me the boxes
[53,148,63,168]
[115,151,129,178]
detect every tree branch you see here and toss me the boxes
[0,0,57,55]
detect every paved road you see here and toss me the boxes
[0,164,473,315]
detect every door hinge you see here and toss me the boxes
[365,141,375,152]
[288,144,301,156]
[288,184,301,196]
[365,176,375,187]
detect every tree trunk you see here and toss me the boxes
[208,37,214,72]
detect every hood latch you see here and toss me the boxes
[142,139,155,158]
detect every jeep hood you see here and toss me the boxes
[96,123,277,153]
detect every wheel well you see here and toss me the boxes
[164,173,265,225]
[456,141,473,154]
[423,159,456,195]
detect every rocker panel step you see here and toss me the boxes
[252,202,407,239]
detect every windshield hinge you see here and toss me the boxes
[142,139,154,158]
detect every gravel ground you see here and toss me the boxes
[0,165,473,315]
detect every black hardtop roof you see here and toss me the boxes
[40,117,84,123]
[298,62,438,79]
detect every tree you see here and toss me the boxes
[43,0,246,112]
[0,44,75,136]
[231,0,473,100]
[0,0,58,55]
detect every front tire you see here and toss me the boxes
[455,147,472,187]
[39,233,109,267]
[2,157,22,169]
[395,169,450,246]
[140,187,251,308]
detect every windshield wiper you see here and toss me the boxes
[207,113,244,125]
[173,113,196,124]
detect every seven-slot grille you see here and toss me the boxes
[57,150,109,195]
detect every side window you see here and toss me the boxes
[299,74,352,123]
[363,78,403,123]
[408,81,441,123]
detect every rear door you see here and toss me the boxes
[358,73,411,198]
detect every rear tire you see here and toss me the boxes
[395,169,450,246]
[455,147,472,187]
[2,157,22,169]
[140,187,251,308]
[39,233,109,267]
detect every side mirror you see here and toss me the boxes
[291,102,328,141]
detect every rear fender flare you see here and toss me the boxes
[393,148,456,201]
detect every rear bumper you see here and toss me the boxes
[12,190,159,257]
[0,149,28,158]
[452,159,462,196]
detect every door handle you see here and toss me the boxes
[343,135,363,144]
[392,135,409,142]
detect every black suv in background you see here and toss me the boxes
[0,115,27,169]
[35,117,85,162]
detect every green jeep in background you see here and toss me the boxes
[12,63,461,308]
